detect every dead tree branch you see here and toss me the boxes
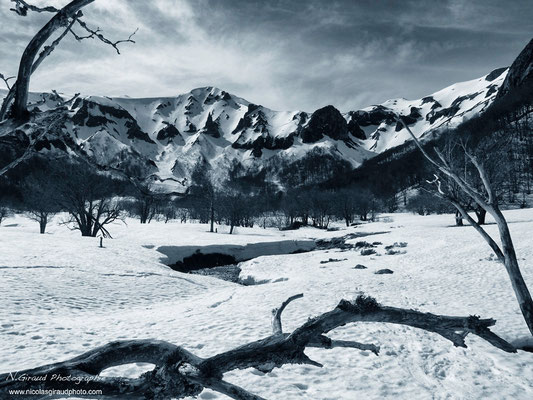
[0,294,515,399]
[396,114,533,336]
[72,19,138,54]
[0,73,15,90]
[10,0,60,15]
[8,0,96,120]
[6,0,137,120]
[272,293,303,334]
[425,174,505,262]
[0,12,79,121]
[0,112,68,178]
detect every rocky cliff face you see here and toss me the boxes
[498,38,533,98]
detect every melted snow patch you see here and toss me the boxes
[157,240,316,266]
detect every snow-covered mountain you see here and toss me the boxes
[0,67,509,192]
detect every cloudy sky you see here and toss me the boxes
[0,0,532,111]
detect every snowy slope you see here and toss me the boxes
[0,68,508,192]
[351,67,507,153]
[1,210,533,399]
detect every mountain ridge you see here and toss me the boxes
[0,66,511,192]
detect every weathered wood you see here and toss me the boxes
[271,293,303,334]
[12,0,95,120]
[5,0,136,120]
[397,115,533,336]
[0,294,517,399]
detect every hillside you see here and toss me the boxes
[0,67,508,193]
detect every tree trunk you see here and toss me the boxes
[397,114,533,336]
[39,214,47,234]
[0,294,517,400]
[0,86,15,121]
[12,0,95,120]
[455,211,463,226]
[210,203,215,232]
[229,223,234,234]
[493,208,533,335]
[475,208,487,225]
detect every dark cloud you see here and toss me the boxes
[0,0,531,111]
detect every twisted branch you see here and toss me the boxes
[272,293,303,334]
[72,19,138,54]
[0,294,516,399]
[10,0,60,15]
[0,73,15,90]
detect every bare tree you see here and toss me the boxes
[21,172,59,233]
[398,116,533,336]
[53,164,123,237]
[0,293,518,399]
[219,192,251,234]
[134,191,159,224]
[189,160,218,232]
[1,0,136,121]
[0,207,12,226]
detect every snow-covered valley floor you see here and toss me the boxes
[1,210,533,399]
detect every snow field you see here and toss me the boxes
[1,209,533,399]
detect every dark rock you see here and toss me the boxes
[221,91,232,101]
[71,98,154,144]
[350,106,396,127]
[231,104,267,136]
[360,248,376,256]
[156,101,171,111]
[320,258,346,264]
[385,242,407,250]
[426,93,480,124]
[353,264,367,269]
[202,112,221,138]
[485,84,499,98]
[430,101,442,110]
[232,132,295,157]
[375,268,394,274]
[485,67,508,82]
[355,241,375,248]
[347,115,366,139]
[386,249,405,255]
[292,111,308,125]
[301,105,349,143]
[156,124,181,141]
[34,138,67,152]
[184,95,200,115]
[186,121,197,132]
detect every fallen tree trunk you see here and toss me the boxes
[0,294,516,399]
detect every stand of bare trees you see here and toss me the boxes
[398,116,533,336]
[0,293,518,399]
